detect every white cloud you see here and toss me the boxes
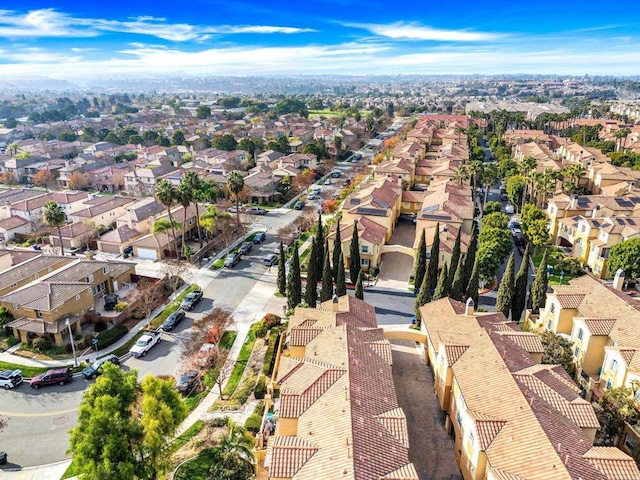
[0,9,314,41]
[353,22,502,42]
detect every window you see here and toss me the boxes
[76,294,81,300]
[361,258,369,266]
[577,329,583,340]
[547,319,552,330]
[574,346,580,358]
[611,360,618,374]
[469,431,475,449]
[85,274,94,283]
[606,378,612,390]
[102,266,109,275]
[12,303,19,310]
[35,310,42,318]
[550,303,555,314]
[456,411,462,427]
[362,245,369,253]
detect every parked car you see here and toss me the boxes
[238,242,253,255]
[180,290,203,310]
[176,370,199,394]
[508,221,521,230]
[511,227,522,236]
[263,253,279,267]
[343,178,351,187]
[500,193,509,202]
[30,368,73,388]
[224,253,240,268]
[123,245,134,255]
[246,207,266,215]
[253,232,267,244]
[82,354,120,379]
[226,206,243,213]
[129,330,162,357]
[0,369,23,389]
[505,204,515,214]
[0,451,6,465]
[307,191,318,200]
[103,293,119,311]
[324,178,332,185]
[330,170,342,178]
[512,232,526,247]
[294,200,305,210]
[161,309,186,331]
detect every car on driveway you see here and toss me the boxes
[226,206,243,213]
[82,354,120,379]
[246,207,266,215]
[0,369,23,389]
[505,204,515,214]
[238,242,253,255]
[224,253,240,268]
[30,368,73,388]
[161,309,186,331]
[176,370,199,395]
[253,232,267,244]
[180,290,203,310]
[508,220,521,230]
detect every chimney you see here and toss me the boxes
[84,251,94,260]
[332,293,339,312]
[613,269,626,291]
[465,297,475,316]
[629,181,636,194]
[591,205,600,219]
[570,194,578,209]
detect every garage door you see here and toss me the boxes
[136,248,158,260]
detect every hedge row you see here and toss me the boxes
[96,324,129,350]
[262,329,280,376]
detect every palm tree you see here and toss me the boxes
[517,156,538,207]
[43,201,67,255]
[153,218,181,237]
[176,182,193,257]
[534,170,556,208]
[454,126,466,144]
[182,171,203,247]
[614,127,632,152]
[7,142,19,156]
[468,160,483,197]
[155,179,179,256]
[563,163,586,190]
[452,165,470,187]
[210,418,255,477]
[199,205,223,239]
[226,171,244,228]
[480,163,499,210]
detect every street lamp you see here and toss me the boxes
[66,318,78,367]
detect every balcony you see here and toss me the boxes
[578,369,601,393]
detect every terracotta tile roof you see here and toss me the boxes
[0,281,90,311]
[472,415,507,450]
[584,447,640,480]
[268,436,319,478]
[496,331,545,354]
[444,344,469,365]
[584,318,617,336]
[0,215,29,230]
[555,293,587,309]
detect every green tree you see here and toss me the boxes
[286,242,302,310]
[332,220,342,281]
[427,223,440,290]
[315,213,324,274]
[336,254,346,296]
[447,229,462,286]
[462,223,478,291]
[506,175,526,212]
[227,171,245,228]
[155,179,180,255]
[608,238,640,280]
[432,263,449,300]
[596,385,640,446]
[349,222,361,285]
[354,271,364,300]
[450,255,465,301]
[212,134,238,151]
[4,117,17,128]
[320,245,333,302]
[482,212,509,230]
[414,229,427,294]
[305,237,319,307]
[529,248,549,313]
[176,181,194,255]
[483,201,502,215]
[171,130,186,146]
[511,244,530,322]
[496,253,515,318]
[43,201,67,256]
[196,105,211,119]
[414,271,432,323]
[526,218,550,247]
[277,242,286,295]
[466,257,480,307]
[539,330,576,378]
[182,171,203,247]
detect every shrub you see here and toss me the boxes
[209,416,229,428]
[6,335,19,347]
[244,414,262,434]
[114,301,128,312]
[95,324,128,350]
[94,320,108,332]
[263,329,280,376]
[32,336,50,352]
[263,313,281,329]
[254,322,268,339]
[555,256,585,276]
[254,375,266,399]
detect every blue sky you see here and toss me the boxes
[0,1,639,78]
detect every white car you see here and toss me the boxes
[307,191,318,200]
[505,204,515,214]
[0,369,23,389]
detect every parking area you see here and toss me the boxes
[390,340,462,480]
[377,217,415,289]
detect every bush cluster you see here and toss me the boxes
[254,375,266,399]
[95,324,128,349]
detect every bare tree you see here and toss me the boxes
[160,260,194,295]
[131,279,164,326]
[181,307,235,362]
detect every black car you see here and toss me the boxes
[294,200,305,210]
[176,370,199,394]
[82,354,120,379]
[180,290,203,310]
[224,253,240,268]
[161,310,186,331]
[238,242,253,255]
[253,232,267,244]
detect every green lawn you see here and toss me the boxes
[0,361,50,378]
[151,284,201,328]
[221,324,259,398]
[531,246,578,285]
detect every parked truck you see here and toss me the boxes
[129,330,162,358]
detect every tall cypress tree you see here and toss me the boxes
[286,242,302,310]
[315,213,324,274]
[354,271,364,300]
[320,247,333,302]
[414,271,432,322]
[462,222,478,292]
[511,244,530,322]
[349,221,361,285]
[427,223,440,290]
[447,228,462,286]
[433,262,449,300]
[466,256,480,307]
[529,247,550,313]
[496,253,515,318]
[414,229,427,295]
[277,241,286,295]
[305,236,319,307]
[336,253,347,296]
[450,254,465,301]
[332,220,342,281]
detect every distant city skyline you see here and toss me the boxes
[0,1,639,79]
